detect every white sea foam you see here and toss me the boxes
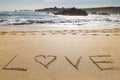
[0,11,120,30]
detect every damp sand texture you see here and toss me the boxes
[0,28,120,80]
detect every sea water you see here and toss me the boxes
[0,11,120,30]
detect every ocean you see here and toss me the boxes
[0,11,120,30]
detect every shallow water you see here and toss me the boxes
[0,11,120,30]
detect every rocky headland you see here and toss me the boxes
[54,7,88,16]
[35,6,120,15]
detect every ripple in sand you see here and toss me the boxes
[31,34,37,35]
[72,33,77,35]
[41,33,46,35]
[56,30,62,34]
[92,34,98,36]
[11,33,17,35]
[105,34,109,36]
[21,34,26,36]
[82,34,87,36]
[113,34,120,36]
[0,31,8,35]
[61,33,66,35]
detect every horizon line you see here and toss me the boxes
[0,6,120,11]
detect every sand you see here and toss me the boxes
[0,28,120,80]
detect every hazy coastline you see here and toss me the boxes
[0,8,120,30]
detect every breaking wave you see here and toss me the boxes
[0,11,120,29]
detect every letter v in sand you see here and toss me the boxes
[65,56,82,70]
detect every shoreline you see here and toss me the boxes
[0,28,120,35]
[0,22,120,30]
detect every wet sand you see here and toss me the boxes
[0,28,120,80]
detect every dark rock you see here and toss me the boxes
[54,8,88,16]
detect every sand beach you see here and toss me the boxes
[0,28,120,80]
[0,0,120,79]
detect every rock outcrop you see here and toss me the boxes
[54,8,88,16]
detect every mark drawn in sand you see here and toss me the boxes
[1,54,120,71]
[89,55,120,71]
[2,55,27,71]
[34,55,57,69]
[65,56,82,70]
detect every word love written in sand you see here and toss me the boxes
[1,55,120,72]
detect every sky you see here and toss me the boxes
[0,0,120,11]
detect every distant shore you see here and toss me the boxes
[35,6,120,15]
